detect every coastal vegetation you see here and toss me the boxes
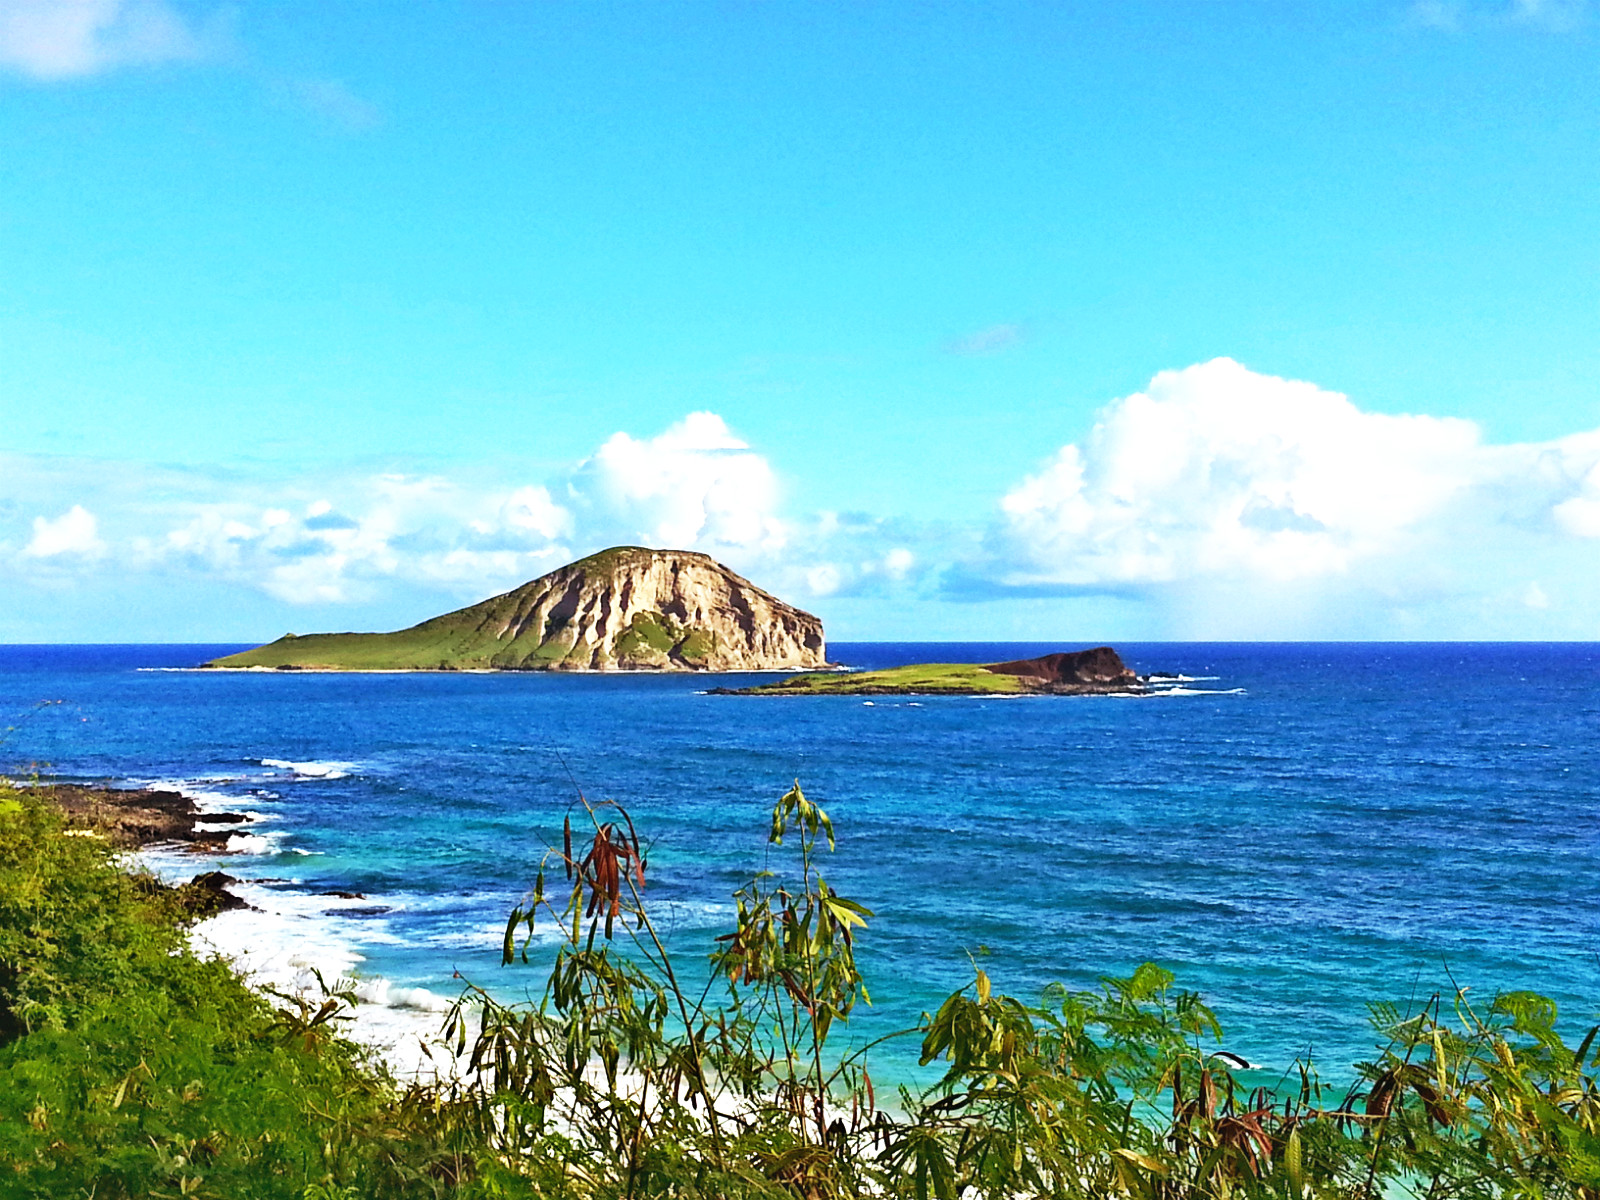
[724,646,1145,696]
[3,779,1597,1198]
[0,783,492,1196]
[729,661,1033,695]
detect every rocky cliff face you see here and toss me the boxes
[208,547,827,672]
[443,547,826,671]
[984,647,1138,689]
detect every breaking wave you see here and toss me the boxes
[261,758,357,780]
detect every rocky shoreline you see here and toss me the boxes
[34,782,253,916]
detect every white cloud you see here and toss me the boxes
[291,77,383,133]
[1509,0,1588,29]
[1550,459,1600,537]
[0,0,209,80]
[2,412,810,615]
[984,359,1600,632]
[25,505,104,557]
[1408,0,1589,30]
[568,412,787,552]
[103,470,576,606]
[995,359,1487,586]
[12,383,1600,640]
[805,564,842,596]
[500,485,570,541]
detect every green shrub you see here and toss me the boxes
[4,778,1597,1199]
[0,787,538,1199]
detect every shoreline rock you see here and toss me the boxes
[984,646,1140,690]
[34,783,214,848]
[32,782,253,910]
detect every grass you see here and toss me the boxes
[0,784,538,1197]
[748,662,1029,695]
[614,611,677,660]
[677,627,715,663]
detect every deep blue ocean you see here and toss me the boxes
[3,643,1596,1084]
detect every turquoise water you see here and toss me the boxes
[4,643,1597,1082]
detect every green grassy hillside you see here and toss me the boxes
[209,608,719,671]
[743,662,1029,694]
[0,786,534,1197]
[208,625,550,671]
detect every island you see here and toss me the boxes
[205,547,826,672]
[711,646,1148,696]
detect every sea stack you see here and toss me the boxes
[206,547,826,673]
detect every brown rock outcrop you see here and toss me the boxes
[480,547,827,672]
[38,784,207,848]
[984,647,1139,689]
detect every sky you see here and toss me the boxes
[2,0,1598,642]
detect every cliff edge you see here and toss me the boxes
[206,547,826,672]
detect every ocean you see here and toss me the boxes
[3,642,1596,1085]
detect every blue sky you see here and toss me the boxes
[3,0,1598,642]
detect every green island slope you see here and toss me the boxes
[732,661,1031,695]
[206,546,826,673]
[720,645,1146,696]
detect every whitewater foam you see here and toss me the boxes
[124,779,467,1080]
[261,758,357,780]
[184,880,470,1081]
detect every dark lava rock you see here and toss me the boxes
[175,870,251,917]
[34,782,271,852]
[985,646,1140,690]
[318,890,366,899]
[38,784,201,847]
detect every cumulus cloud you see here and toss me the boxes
[13,377,1600,640]
[496,485,570,541]
[993,359,1486,587]
[141,473,577,605]
[798,547,918,597]
[0,0,212,80]
[25,505,104,557]
[754,513,948,604]
[3,412,834,620]
[979,358,1600,631]
[567,412,786,553]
